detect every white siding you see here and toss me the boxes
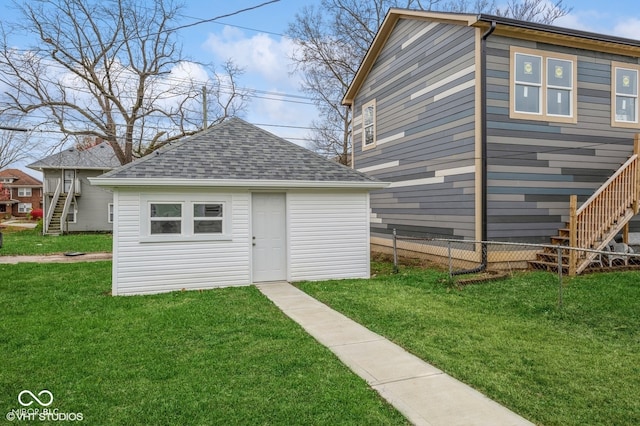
[113,189,250,295]
[287,191,370,282]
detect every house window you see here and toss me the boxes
[193,203,223,234]
[66,201,77,223]
[149,203,182,234]
[108,203,114,223]
[18,188,32,197]
[18,203,32,213]
[362,99,376,149]
[510,47,577,124]
[612,62,639,128]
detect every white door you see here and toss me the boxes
[63,170,75,193]
[252,193,287,282]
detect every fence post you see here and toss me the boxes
[557,245,564,310]
[448,240,453,278]
[568,195,577,276]
[392,228,398,274]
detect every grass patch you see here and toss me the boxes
[297,263,640,426]
[0,227,112,255]
[0,262,406,425]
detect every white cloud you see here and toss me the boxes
[203,26,299,88]
[613,18,640,40]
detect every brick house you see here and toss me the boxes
[0,169,43,218]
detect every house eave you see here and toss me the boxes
[88,177,389,190]
[342,9,478,107]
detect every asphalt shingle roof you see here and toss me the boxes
[100,118,379,184]
[28,142,121,170]
[0,169,42,186]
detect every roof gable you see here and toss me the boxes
[96,118,382,187]
[0,168,42,186]
[343,8,640,106]
[28,142,121,171]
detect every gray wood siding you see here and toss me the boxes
[486,35,640,242]
[354,19,477,239]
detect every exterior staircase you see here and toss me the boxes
[530,134,640,275]
[46,195,67,235]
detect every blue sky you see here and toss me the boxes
[2,0,640,175]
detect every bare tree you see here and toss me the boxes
[0,119,36,170]
[0,0,250,165]
[288,0,570,165]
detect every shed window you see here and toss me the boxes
[362,100,376,149]
[193,203,223,234]
[612,63,639,127]
[150,203,182,234]
[510,47,577,124]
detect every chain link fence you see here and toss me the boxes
[385,230,640,284]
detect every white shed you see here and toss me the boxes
[90,118,387,296]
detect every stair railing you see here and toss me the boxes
[44,180,62,235]
[61,178,75,234]
[569,134,640,274]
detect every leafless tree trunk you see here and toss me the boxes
[288,0,570,165]
[0,0,249,165]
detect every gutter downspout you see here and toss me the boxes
[452,19,495,276]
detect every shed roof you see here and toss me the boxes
[91,118,385,189]
[27,142,120,171]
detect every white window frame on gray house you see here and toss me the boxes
[108,203,114,223]
[612,62,639,128]
[510,46,577,124]
[362,99,377,150]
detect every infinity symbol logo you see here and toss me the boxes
[18,390,54,407]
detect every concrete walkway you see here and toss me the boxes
[0,252,112,264]
[256,281,534,426]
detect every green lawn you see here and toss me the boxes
[0,262,406,425]
[298,265,640,426]
[0,227,112,255]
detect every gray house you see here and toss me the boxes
[90,118,385,295]
[28,142,120,234]
[343,9,640,273]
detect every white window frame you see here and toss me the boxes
[65,201,77,223]
[140,194,232,242]
[108,203,114,223]
[18,203,32,213]
[612,62,640,128]
[18,188,32,197]
[510,46,577,124]
[362,99,377,150]
[149,202,183,235]
[193,203,225,235]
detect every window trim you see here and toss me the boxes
[18,187,32,197]
[510,46,577,124]
[139,194,232,243]
[65,201,77,223]
[18,203,32,214]
[108,203,114,224]
[611,61,640,129]
[361,99,377,150]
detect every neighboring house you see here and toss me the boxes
[28,142,121,234]
[90,118,386,296]
[343,9,640,272]
[0,169,43,218]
